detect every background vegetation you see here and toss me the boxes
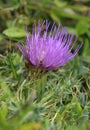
[0,0,90,130]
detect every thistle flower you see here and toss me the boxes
[17,20,82,70]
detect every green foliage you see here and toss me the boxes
[3,27,26,38]
[0,52,90,130]
[0,0,90,130]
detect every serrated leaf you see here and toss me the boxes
[3,27,26,38]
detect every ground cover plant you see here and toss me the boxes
[0,0,90,130]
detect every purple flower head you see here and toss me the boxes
[17,20,82,70]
